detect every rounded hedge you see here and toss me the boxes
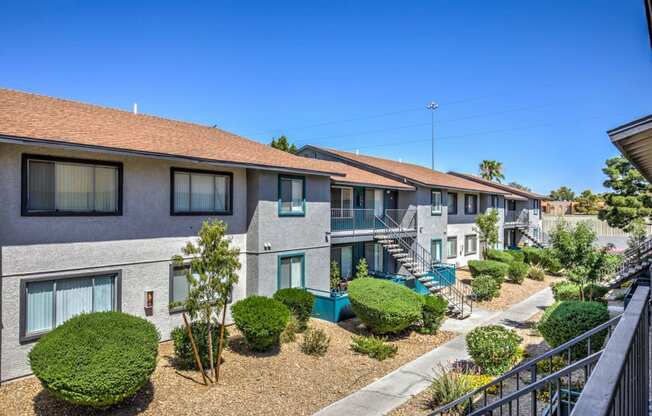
[29,312,159,408]
[551,281,581,301]
[485,249,514,264]
[419,295,448,334]
[232,296,290,351]
[273,288,315,331]
[522,247,544,265]
[466,325,522,375]
[507,249,525,263]
[171,321,229,370]
[538,301,610,358]
[468,260,508,284]
[348,278,423,334]
[508,261,529,284]
[471,275,500,301]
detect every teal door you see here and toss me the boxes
[431,239,442,263]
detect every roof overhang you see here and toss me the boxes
[0,134,340,177]
[608,115,652,183]
[331,179,415,191]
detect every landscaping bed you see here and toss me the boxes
[0,318,455,416]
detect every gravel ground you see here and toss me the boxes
[458,268,558,311]
[0,319,455,416]
[390,311,549,416]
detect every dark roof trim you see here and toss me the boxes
[448,172,549,200]
[607,114,652,141]
[331,179,415,191]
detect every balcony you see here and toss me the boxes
[330,208,417,239]
[504,209,529,228]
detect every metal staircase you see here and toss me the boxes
[520,226,550,248]
[606,235,652,289]
[373,214,473,319]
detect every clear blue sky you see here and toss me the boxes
[2,1,651,195]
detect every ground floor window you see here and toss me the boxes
[278,253,305,289]
[170,265,234,313]
[331,245,353,279]
[447,237,457,259]
[505,229,516,247]
[22,273,118,340]
[464,234,478,255]
[364,242,384,272]
[431,239,442,263]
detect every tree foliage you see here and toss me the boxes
[270,135,297,154]
[508,181,531,192]
[549,186,575,201]
[356,258,370,279]
[479,160,505,183]
[598,156,652,231]
[474,209,499,257]
[573,189,603,215]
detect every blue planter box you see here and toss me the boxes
[311,291,354,323]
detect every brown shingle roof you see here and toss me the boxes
[448,172,548,200]
[0,88,342,176]
[305,146,508,194]
[303,158,414,190]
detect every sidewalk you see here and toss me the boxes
[313,287,554,416]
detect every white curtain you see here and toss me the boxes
[447,238,457,258]
[374,243,384,271]
[290,257,302,287]
[191,174,214,211]
[215,176,228,211]
[172,268,190,304]
[55,277,93,326]
[28,161,55,210]
[174,173,190,212]
[341,246,353,278]
[56,163,93,211]
[432,191,442,214]
[94,167,117,212]
[291,179,303,211]
[280,257,291,288]
[374,190,384,216]
[26,281,54,334]
[94,276,114,312]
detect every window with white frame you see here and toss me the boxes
[23,274,117,340]
[431,190,442,215]
[464,234,478,255]
[278,254,304,289]
[447,237,458,259]
[279,175,305,215]
[331,186,353,217]
[464,194,478,215]
[172,168,231,214]
[23,155,121,215]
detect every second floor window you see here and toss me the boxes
[533,199,540,216]
[172,168,232,215]
[23,155,121,215]
[507,200,517,211]
[447,192,458,215]
[465,234,478,255]
[279,175,305,216]
[464,194,478,215]
[431,190,442,215]
[491,195,500,208]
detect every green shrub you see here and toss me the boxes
[538,301,610,358]
[468,260,509,283]
[466,325,522,375]
[273,288,314,331]
[428,367,473,412]
[231,296,290,351]
[171,321,229,370]
[551,280,581,301]
[300,327,330,356]
[540,249,563,274]
[347,278,423,334]
[507,249,525,263]
[486,249,513,264]
[350,335,398,361]
[528,264,546,281]
[583,284,610,301]
[29,312,159,408]
[280,315,299,343]
[522,247,544,265]
[419,295,448,334]
[471,275,500,301]
[508,261,529,284]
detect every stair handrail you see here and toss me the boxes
[613,234,652,283]
[430,313,623,415]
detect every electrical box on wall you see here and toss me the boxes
[144,290,154,316]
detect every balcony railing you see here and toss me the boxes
[330,208,417,234]
[505,210,529,226]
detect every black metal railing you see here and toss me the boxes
[571,286,650,416]
[330,208,417,235]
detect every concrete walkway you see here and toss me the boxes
[313,287,554,416]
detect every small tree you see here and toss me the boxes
[172,220,241,383]
[270,135,297,154]
[330,260,341,292]
[549,186,576,201]
[474,209,499,258]
[356,258,370,279]
[574,189,603,215]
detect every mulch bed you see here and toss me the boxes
[0,319,455,416]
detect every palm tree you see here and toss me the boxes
[479,160,505,183]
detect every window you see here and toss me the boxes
[447,237,458,259]
[431,190,442,215]
[364,242,384,272]
[169,265,233,313]
[464,194,478,215]
[465,234,478,255]
[491,195,500,208]
[21,273,119,341]
[171,168,232,215]
[331,187,353,217]
[507,200,517,211]
[22,155,122,216]
[533,199,540,216]
[447,192,458,215]
[431,239,442,263]
[278,253,305,289]
[279,175,305,216]
[331,245,353,278]
[364,189,384,217]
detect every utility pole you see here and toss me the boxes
[426,101,439,171]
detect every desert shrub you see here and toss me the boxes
[528,264,546,281]
[273,288,314,331]
[551,280,581,301]
[536,355,567,375]
[507,249,525,263]
[508,261,529,284]
[538,301,610,358]
[522,247,544,265]
[468,260,509,283]
[171,321,229,370]
[300,327,330,356]
[485,249,513,264]
[460,373,497,394]
[280,315,299,343]
[231,296,290,351]
[428,367,473,411]
[29,312,159,408]
[471,275,500,301]
[350,335,398,361]
[419,295,448,334]
[347,278,423,334]
[466,325,522,375]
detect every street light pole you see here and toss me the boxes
[427,101,439,171]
